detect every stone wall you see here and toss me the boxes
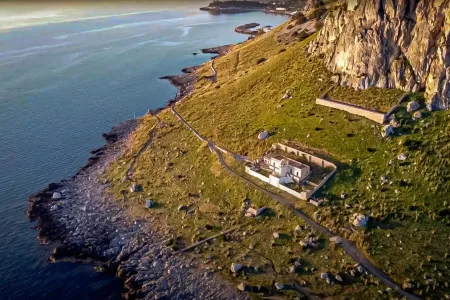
[316,98,386,123]
[272,143,337,199]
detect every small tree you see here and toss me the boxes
[293,11,307,24]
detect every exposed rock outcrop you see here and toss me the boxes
[308,0,450,110]
[303,0,324,12]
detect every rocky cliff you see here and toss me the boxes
[308,0,450,110]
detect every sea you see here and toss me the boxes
[0,5,287,300]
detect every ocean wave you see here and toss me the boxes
[181,26,192,37]
[0,42,72,57]
[114,39,159,55]
[54,16,197,40]
[186,20,235,26]
[158,41,186,46]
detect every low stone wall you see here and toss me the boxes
[277,184,307,200]
[245,166,308,200]
[245,166,270,183]
[272,143,337,199]
[316,98,386,124]
[384,93,409,121]
[272,143,336,169]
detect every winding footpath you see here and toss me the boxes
[171,104,421,300]
[126,115,161,180]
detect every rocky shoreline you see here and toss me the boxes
[28,48,247,299]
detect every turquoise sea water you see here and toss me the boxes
[0,7,287,299]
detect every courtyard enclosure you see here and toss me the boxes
[245,143,337,200]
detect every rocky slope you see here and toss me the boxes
[28,119,247,300]
[308,0,450,110]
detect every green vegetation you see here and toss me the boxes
[327,85,405,112]
[104,22,450,298]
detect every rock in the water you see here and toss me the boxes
[273,232,280,239]
[407,101,421,113]
[258,131,269,140]
[381,125,394,138]
[52,192,62,200]
[335,275,343,282]
[230,263,243,273]
[145,200,153,209]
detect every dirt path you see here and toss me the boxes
[210,60,218,83]
[170,104,421,300]
[126,115,161,180]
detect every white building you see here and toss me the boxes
[263,154,311,185]
[262,26,272,33]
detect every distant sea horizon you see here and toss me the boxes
[0,4,288,299]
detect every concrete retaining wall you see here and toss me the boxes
[272,143,337,199]
[272,143,336,169]
[278,184,307,199]
[245,166,308,200]
[384,93,409,122]
[316,98,386,124]
[245,166,270,183]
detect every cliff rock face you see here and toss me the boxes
[308,0,450,110]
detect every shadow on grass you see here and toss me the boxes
[316,160,362,199]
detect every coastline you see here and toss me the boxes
[28,42,246,299]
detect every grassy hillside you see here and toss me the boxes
[105,22,450,299]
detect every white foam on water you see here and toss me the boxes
[0,42,72,57]
[181,26,192,37]
[158,41,186,46]
[54,16,199,40]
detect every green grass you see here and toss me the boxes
[327,85,405,112]
[104,22,450,298]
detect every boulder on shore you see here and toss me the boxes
[52,192,62,200]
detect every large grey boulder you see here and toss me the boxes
[381,125,394,138]
[258,131,269,140]
[230,263,243,273]
[413,111,422,120]
[52,192,62,200]
[407,101,420,113]
[352,214,369,227]
[274,282,285,290]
